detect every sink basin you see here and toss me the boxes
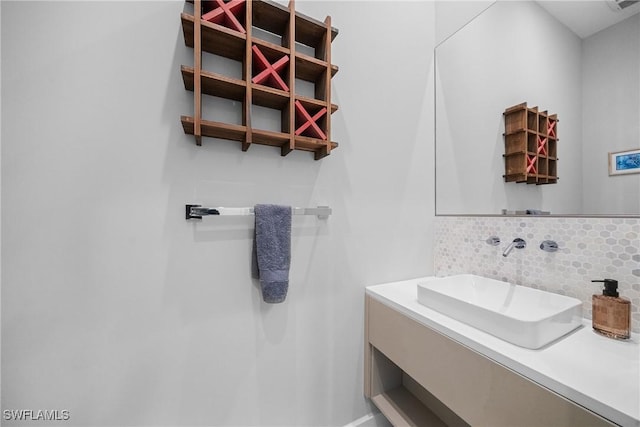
[417,274,583,349]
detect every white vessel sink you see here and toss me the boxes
[417,274,583,349]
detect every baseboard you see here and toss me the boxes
[343,411,391,427]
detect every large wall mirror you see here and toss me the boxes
[435,1,640,216]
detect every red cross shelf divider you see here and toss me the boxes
[547,118,556,138]
[294,100,327,140]
[179,0,340,160]
[526,155,537,174]
[202,0,246,34]
[537,136,547,156]
[251,45,289,92]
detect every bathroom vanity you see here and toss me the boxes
[365,278,640,427]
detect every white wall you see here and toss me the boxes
[434,0,493,45]
[582,13,640,215]
[0,1,435,426]
[435,1,583,215]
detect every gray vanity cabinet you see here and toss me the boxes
[364,295,614,427]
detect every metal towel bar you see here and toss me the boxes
[186,204,331,220]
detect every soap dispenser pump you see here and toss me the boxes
[591,279,630,340]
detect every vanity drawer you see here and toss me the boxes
[365,296,615,427]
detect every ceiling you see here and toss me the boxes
[537,0,640,38]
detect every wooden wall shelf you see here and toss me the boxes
[503,102,559,184]
[180,0,339,160]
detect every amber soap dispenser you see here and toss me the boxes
[591,279,630,340]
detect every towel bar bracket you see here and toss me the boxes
[186,204,220,220]
[315,206,330,220]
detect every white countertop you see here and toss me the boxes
[366,277,640,427]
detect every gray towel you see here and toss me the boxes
[252,204,292,303]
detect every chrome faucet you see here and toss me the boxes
[503,238,526,257]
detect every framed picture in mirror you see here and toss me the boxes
[609,149,640,176]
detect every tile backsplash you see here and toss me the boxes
[434,216,640,334]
